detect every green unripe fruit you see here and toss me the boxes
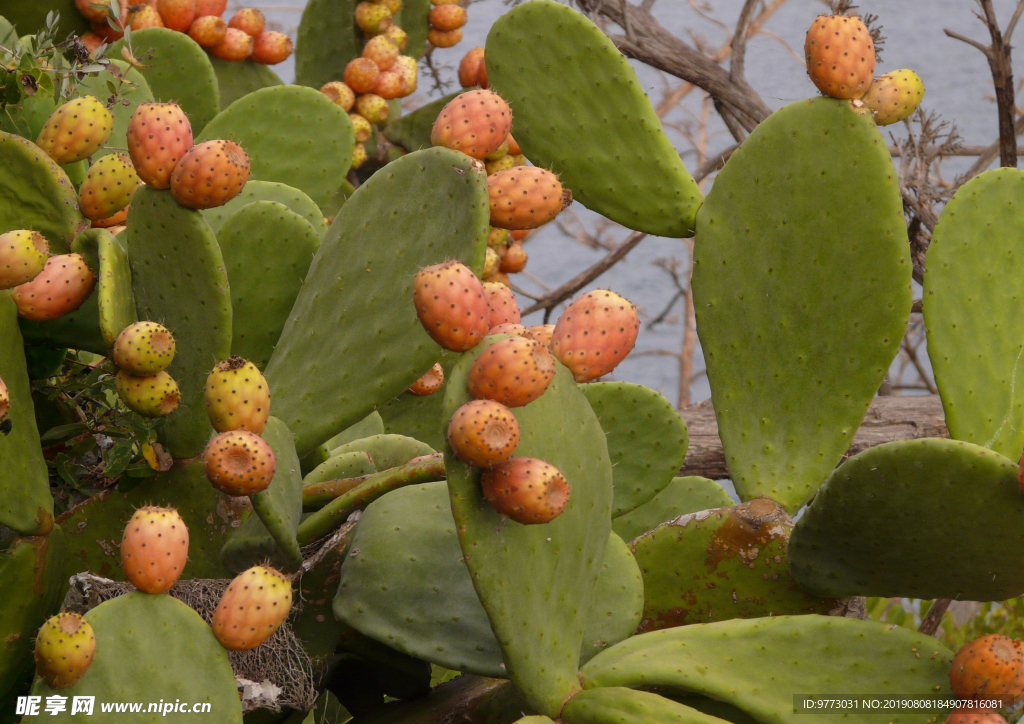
[112,321,176,375]
[115,369,181,417]
[862,69,925,126]
[35,613,96,689]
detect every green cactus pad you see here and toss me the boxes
[0,295,53,535]
[580,532,644,664]
[562,688,725,724]
[631,499,834,632]
[2,2,90,38]
[789,437,1024,600]
[217,201,319,369]
[265,148,489,457]
[220,417,304,573]
[74,61,154,159]
[514,719,555,724]
[580,615,953,724]
[691,98,911,513]
[582,382,689,518]
[486,0,703,238]
[295,0,361,90]
[126,187,232,457]
[0,131,83,253]
[1,95,56,141]
[197,85,354,209]
[383,92,461,152]
[202,180,327,237]
[331,433,435,471]
[24,345,67,380]
[444,338,613,716]
[924,169,1024,460]
[377,353,456,450]
[612,477,734,543]
[400,0,431,58]
[291,536,353,661]
[209,57,283,110]
[110,28,219,134]
[82,228,136,347]
[302,450,376,491]
[30,591,242,723]
[301,411,387,475]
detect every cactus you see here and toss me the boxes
[1,2,90,44]
[301,410,387,474]
[561,687,724,724]
[486,1,703,238]
[923,168,1024,460]
[302,450,376,492]
[295,0,362,90]
[691,98,911,513]
[202,179,327,237]
[209,57,284,110]
[384,91,461,152]
[74,62,155,160]
[77,228,136,347]
[377,354,456,450]
[611,477,733,543]
[329,433,435,471]
[788,437,1024,600]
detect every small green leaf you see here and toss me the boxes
[40,422,90,444]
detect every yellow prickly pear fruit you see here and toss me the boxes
[35,613,96,689]
[112,321,176,375]
[78,152,142,221]
[862,69,925,126]
[115,369,181,417]
[36,96,114,164]
[204,356,270,434]
[0,230,49,290]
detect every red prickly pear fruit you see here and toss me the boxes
[392,55,418,95]
[510,229,528,241]
[447,399,520,467]
[431,90,512,160]
[228,7,265,36]
[383,25,408,50]
[78,152,141,221]
[489,323,526,336]
[429,3,466,31]
[129,5,165,29]
[0,377,9,421]
[34,613,96,689]
[345,57,381,94]
[950,634,1024,702]
[483,281,520,328]
[321,82,356,112]
[467,337,555,408]
[488,167,569,230]
[408,362,444,396]
[252,31,293,65]
[188,15,227,47]
[428,28,462,48]
[862,69,924,126]
[372,71,405,101]
[0,230,49,290]
[355,1,392,35]
[551,289,639,383]
[204,429,276,496]
[157,0,196,32]
[351,142,368,169]
[204,356,270,434]
[481,456,570,524]
[120,505,189,594]
[364,35,399,70]
[194,0,227,17]
[458,47,486,88]
[211,28,254,61]
[349,112,372,142]
[947,710,1008,724]
[500,242,527,274]
[212,565,293,651]
[113,321,176,375]
[170,139,250,210]
[127,102,194,189]
[115,369,181,417]
[522,324,554,348]
[92,205,129,228]
[11,254,95,322]
[36,96,113,165]
[414,261,490,351]
[75,0,111,22]
[354,93,389,125]
[804,14,875,99]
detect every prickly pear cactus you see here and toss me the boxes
[202,180,327,237]
[611,477,733,543]
[384,92,461,152]
[209,57,284,110]
[76,228,137,347]
[561,687,722,724]
[74,61,154,159]
[295,0,362,90]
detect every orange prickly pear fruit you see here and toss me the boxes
[321,81,356,111]
[11,254,95,322]
[0,230,49,290]
[481,456,570,524]
[169,139,250,210]
[212,565,293,651]
[204,430,276,496]
[194,0,227,17]
[483,280,520,328]
[488,166,569,230]
[364,34,399,70]
[489,323,526,336]
[500,242,527,274]
[372,71,406,100]
[413,260,490,352]
[429,3,466,31]
[804,13,875,99]
[113,321,176,375]
[120,506,189,593]
[946,709,1007,724]
[950,634,1024,702]
[252,31,293,64]
[458,47,487,88]
[75,0,111,22]
[345,57,381,94]
[468,336,555,408]
[36,96,113,165]
[0,377,9,421]
[551,289,639,383]
[115,370,181,417]
[34,613,96,689]
[523,324,555,348]
[127,102,193,189]
[92,205,129,228]
[204,356,270,434]
[428,28,462,48]
[228,7,265,36]
[129,4,165,29]
[78,152,141,221]
[408,362,444,396]
[157,0,196,32]
[447,399,520,467]
[188,15,228,47]
[211,27,254,61]
[431,89,511,160]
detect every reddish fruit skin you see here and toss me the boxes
[252,31,293,64]
[458,47,486,88]
[488,167,568,230]
[0,377,9,421]
[188,15,227,47]
[34,613,96,689]
[157,0,196,32]
[0,230,49,290]
[483,281,520,328]
[11,254,95,321]
[408,362,444,396]
[500,242,527,273]
[36,96,114,165]
[127,102,194,189]
[372,71,405,100]
[413,260,490,352]
[447,399,520,467]
[345,57,381,94]
[506,134,520,156]
[212,566,293,651]
[946,709,1008,724]
[204,356,270,434]
[120,506,189,594]
[804,14,875,99]
[489,323,526,336]
[212,27,254,60]
[80,32,104,56]
[467,336,555,408]
[91,17,126,42]
[429,4,466,31]
[130,5,165,29]
[431,90,512,160]
[75,0,110,22]
[523,324,554,348]
[364,35,399,70]
[551,290,639,383]
[428,28,462,48]
[204,430,276,496]
[194,0,227,17]
[321,81,356,111]
[92,205,129,228]
[950,634,1024,702]
[481,457,570,524]
[229,8,265,36]
[170,139,250,209]
[78,152,141,221]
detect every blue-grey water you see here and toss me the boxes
[255,0,1015,407]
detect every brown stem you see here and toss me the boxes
[918,599,952,637]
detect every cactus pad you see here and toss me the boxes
[691,98,911,512]
[612,476,733,543]
[789,437,1024,600]
[209,57,283,110]
[265,148,489,457]
[562,687,725,724]
[74,61,155,159]
[377,354,456,450]
[295,0,362,90]
[2,2,90,39]
[83,228,136,347]
[301,411,387,475]
[383,92,461,152]
[302,450,376,492]
[924,168,1024,460]
[486,0,703,238]
[203,180,327,237]
[330,434,435,471]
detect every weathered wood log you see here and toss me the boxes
[680,395,949,480]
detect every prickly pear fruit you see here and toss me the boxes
[130,4,165,29]
[429,3,466,31]
[169,139,250,210]
[120,506,189,594]
[355,94,390,125]
[212,566,293,651]
[383,24,408,50]
[188,15,227,47]
[950,634,1024,702]
[194,0,227,17]
[431,90,511,160]
[204,356,270,434]
[92,205,129,229]
[382,0,402,15]
[355,1,392,35]
[500,242,527,273]
[481,456,569,524]
[113,321,176,375]
[483,280,520,327]
[127,102,194,189]
[428,28,462,48]
[448,399,520,467]
[0,377,8,421]
[413,260,491,352]
[862,69,925,126]
[946,709,1008,724]
[489,323,526,336]
[345,57,381,94]
[90,16,127,43]
[351,143,368,169]
[157,0,196,32]
[204,429,276,496]
[211,28,254,61]
[36,96,113,165]
[34,613,96,689]
[392,55,418,93]
[0,230,49,290]
[252,30,293,64]
[11,254,95,321]
[228,7,264,36]
[459,47,487,88]
[804,14,876,99]
[349,112,372,143]
[506,134,520,156]
[488,167,568,230]
[373,71,406,101]
[485,155,514,176]
[483,247,500,280]
[487,227,509,249]
[115,369,181,417]
[523,324,554,348]
[79,31,104,56]
[364,35,399,70]
[408,362,444,396]
[551,290,639,383]
[467,336,555,408]
[321,81,356,111]
[78,152,141,221]
[75,0,111,22]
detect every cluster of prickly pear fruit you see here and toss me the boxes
[427,0,469,48]
[0,229,96,323]
[112,321,181,417]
